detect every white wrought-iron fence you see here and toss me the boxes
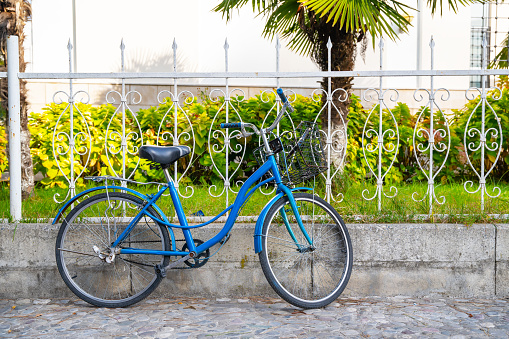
[4,34,509,221]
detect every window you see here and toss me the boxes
[470,1,509,87]
[470,3,490,88]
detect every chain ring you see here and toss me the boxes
[181,239,210,268]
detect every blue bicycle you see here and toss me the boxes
[54,88,353,309]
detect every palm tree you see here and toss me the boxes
[214,0,479,125]
[0,0,34,199]
[491,35,509,69]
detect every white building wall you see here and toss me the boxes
[26,0,477,112]
[30,0,321,87]
[353,2,471,91]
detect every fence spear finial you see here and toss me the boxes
[224,38,229,72]
[430,36,435,70]
[275,35,280,75]
[120,38,126,72]
[326,37,332,50]
[172,38,177,72]
[327,37,332,72]
[67,39,73,72]
[482,33,488,69]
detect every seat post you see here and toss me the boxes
[163,167,172,184]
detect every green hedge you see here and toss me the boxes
[27,93,321,188]
[449,88,509,182]
[345,88,509,185]
[0,124,7,176]
[0,89,507,189]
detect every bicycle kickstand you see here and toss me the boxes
[155,252,196,278]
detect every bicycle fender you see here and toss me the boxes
[52,186,154,224]
[253,187,312,253]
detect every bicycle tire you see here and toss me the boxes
[259,192,352,309]
[55,192,171,307]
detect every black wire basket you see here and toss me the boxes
[253,121,327,185]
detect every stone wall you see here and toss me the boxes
[0,223,506,299]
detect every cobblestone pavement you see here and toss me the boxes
[0,296,508,338]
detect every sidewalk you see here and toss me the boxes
[1,296,508,338]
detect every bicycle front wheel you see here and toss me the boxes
[55,192,171,307]
[259,192,352,309]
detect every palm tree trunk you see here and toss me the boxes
[18,66,34,199]
[0,0,34,199]
[305,17,358,167]
[313,25,357,127]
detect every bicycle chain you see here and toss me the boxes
[120,257,193,270]
[119,239,199,270]
[119,236,230,270]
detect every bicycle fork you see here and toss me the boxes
[279,191,314,253]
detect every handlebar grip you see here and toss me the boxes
[220,122,242,129]
[276,88,288,103]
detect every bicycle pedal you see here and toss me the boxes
[155,252,194,278]
[155,264,166,278]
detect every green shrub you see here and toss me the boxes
[343,95,417,184]
[0,124,7,177]
[343,89,509,185]
[27,93,322,188]
[30,102,124,188]
[449,87,509,182]
[10,88,508,191]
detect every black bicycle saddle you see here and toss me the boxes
[139,145,190,166]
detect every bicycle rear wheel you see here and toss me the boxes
[259,192,352,309]
[55,192,171,307]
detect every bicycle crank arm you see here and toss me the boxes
[155,252,196,278]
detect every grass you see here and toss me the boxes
[335,181,509,224]
[1,180,508,223]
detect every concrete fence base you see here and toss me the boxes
[0,223,507,299]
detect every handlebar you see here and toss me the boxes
[268,89,293,132]
[276,88,288,103]
[220,121,258,138]
[219,88,294,137]
[220,122,242,129]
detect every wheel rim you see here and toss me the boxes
[57,194,168,305]
[263,196,351,304]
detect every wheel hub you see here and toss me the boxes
[298,245,316,253]
[93,246,120,263]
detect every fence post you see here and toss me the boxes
[7,35,22,221]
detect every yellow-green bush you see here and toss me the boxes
[27,93,321,188]
[0,124,7,177]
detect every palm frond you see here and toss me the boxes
[213,0,277,21]
[427,0,483,15]
[300,0,412,40]
[490,34,509,69]
[260,1,315,55]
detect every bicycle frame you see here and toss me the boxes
[106,154,313,259]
